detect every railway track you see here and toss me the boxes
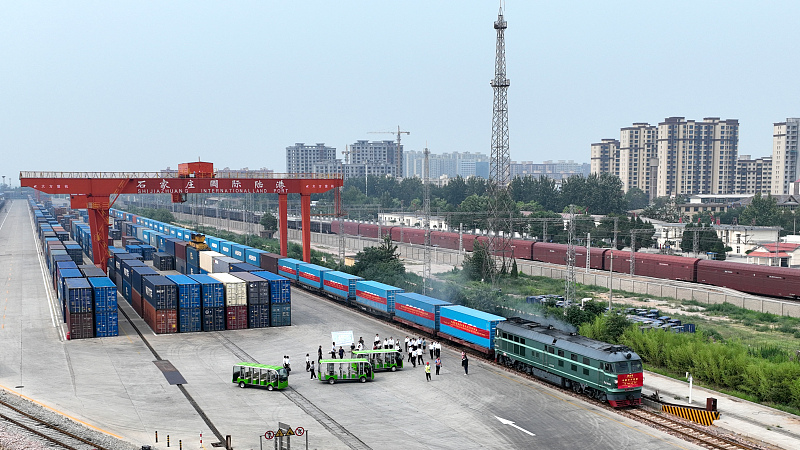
[0,398,111,450]
[622,408,757,450]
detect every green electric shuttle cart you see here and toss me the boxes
[232,362,289,391]
[353,349,404,371]
[318,359,374,384]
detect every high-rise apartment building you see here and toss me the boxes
[403,151,489,179]
[619,123,658,197]
[771,118,800,195]
[286,143,337,175]
[735,155,772,195]
[590,139,620,177]
[511,160,590,180]
[656,117,739,197]
[349,140,402,178]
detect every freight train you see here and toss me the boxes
[149,201,797,299]
[104,207,644,407]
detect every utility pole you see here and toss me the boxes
[630,232,636,276]
[693,228,700,257]
[613,216,619,250]
[586,232,591,273]
[565,205,577,304]
[608,252,614,310]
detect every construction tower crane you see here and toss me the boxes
[368,126,409,177]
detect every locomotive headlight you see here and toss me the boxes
[613,379,618,385]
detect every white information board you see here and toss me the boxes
[331,330,354,346]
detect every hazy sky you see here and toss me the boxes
[2,1,799,182]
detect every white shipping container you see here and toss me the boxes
[199,251,225,273]
[208,272,247,306]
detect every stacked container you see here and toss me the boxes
[438,305,505,350]
[166,274,202,332]
[187,274,225,331]
[152,252,175,271]
[88,277,119,337]
[211,255,240,273]
[394,293,452,333]
[64,278,94,339]
[209,273,247,330]
[141,275,178,334]
[231,272,270,328]
[252,271,291,327]
[130,265,160,315]
[198,250,224,273]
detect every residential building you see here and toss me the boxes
[770,118,800,195]
[746,243,800,267]
[286,143,336,175]
[403,151,490,179]
[510,160,590,180]
[654,223,780,257]
[619,123,659,198]
[734,155,772,195]
[590,139,619,177]
[656,117,739,197]
[349,140,402,178]
[678,194,752,216]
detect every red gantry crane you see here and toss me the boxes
[20,162,343,272]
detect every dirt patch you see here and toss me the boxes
[593,293,731,322]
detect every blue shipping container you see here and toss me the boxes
[130,265,160,296]
[179,307,202,332]
[88,277,118,313]
[122,279,132,303]
[248,304,270,328]
[354,280,403,314]
[206,236,221,252]
[202,306,226,331]
[245,248,267,267]
[270,304,291,327]
[141,275,178,310]
[252,271,291,304]
[65,277,93,314]
[94,312,119,337]
[166,274,202,309]
[296,263,331,290]
[230,243,246,261]
[322,271,362,301]
[277,258,304,280]
[438,305,505,350]
[394,293,452,332]
[188,274,225,308]
[219,240,233,257]
[186,246,199,266]
[228,262,262,273]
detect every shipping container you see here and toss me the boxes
[206,236,221,252]
[188,275,225,308]
[438,305,505,350]
[228,262,262,273]
[270,304,291,327]
[152,252,175,271]
[230,272,270,305]
[211,255,240,273]
[260,252,282,274]
[175,257,187,275]
[394,293,452,332]
[66,311,94,339]
[230,243,247,261]
[57,268,84,301]
[199,250,225,273]
[174,241,188,261]
[142,300,178,334]
[354,280,403,314]
[245,248,267,267]
[321,271,362,301]
[208,273,248,306]
[296,263,331,290]
[219,240,234,257]
[248,304,270,328]
[186,246,199,267]
[142,275,178,310]
[202,306,226,331]
[130,265,160,296]
[79,265,106,278]
[165,274,202,309]
[94,311,119,337]
[226,305,248,330]
[121,279,132,304]
[277,257,304,280]
[251,271,292,304]
[64,277,93,314]
[88,277,118,313]
[178,307,202,332]
[139,245,156,261]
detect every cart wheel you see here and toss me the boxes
[238,381,246,388]
[267,384,274,391]
[391,366,397,372]
[360,376,367,383]
[328,378,335,385]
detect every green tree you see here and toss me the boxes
[641,196,683,222]
[739,192,781,226]
[351,236,406,285]
[680,223,728,260]
[462,241,495,281]
[560,173,627,215]
[260,211,277,231]
[624,187,650,210]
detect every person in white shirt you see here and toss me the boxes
[404,336,410,352]
[388,337,394,349]
[383,338,388,349]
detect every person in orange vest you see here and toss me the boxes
[425,362,431,381]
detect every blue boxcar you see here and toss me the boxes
[202,306,226,331]
[141,275,178,310]
[88,277,118,313]
[179,307,202,332]
[248,304,270,328]
[296,263,331,290]
[230,243,247,261]
[187,274,225,308]
[219,240,234,257]
[166,274,202,309]
[394,293,452,332]
[245,248,267,267]
[64,277,93,314]
[322,271,362,301]
[438,305,505,350]
[252,271,291,304]
[94,312,119,337]
[354,280,403,314]
[277,258,304,281]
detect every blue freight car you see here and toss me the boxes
[296,263,331,290]
[354,281,403,315]
[394,293,452,333]
[322,271,362,302]
[438,305,505,351]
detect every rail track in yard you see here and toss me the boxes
[0,397,112,450]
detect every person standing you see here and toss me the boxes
[310,361,317,379]
[318,345,323,363]
[331,342,337,359]
[425,362,431,381]
[339,346,345,359]
[374,334,381,349]
[417,347,424,365]
[422,338,428,358]
[388,336,394,349]
[429,341,435,359]
[462,352,469,375]
[407,347,414,363]
[350,341,356,356]
[305,354,310,372]
[435,341,441,358]
[383,338,388,349]
[435,357,441,375]
[404,336,409,352]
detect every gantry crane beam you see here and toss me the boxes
[20,163,343,272]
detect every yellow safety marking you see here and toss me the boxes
[285,427,295,435]
[487,367,696,449]
[0,384,125,439]
[662,405,719,426]
[275,429,284,437]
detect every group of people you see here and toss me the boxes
[306,332,470,381]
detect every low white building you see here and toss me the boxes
[746,243,800,267]
[653,223,781,257]
[378,212,448,230]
